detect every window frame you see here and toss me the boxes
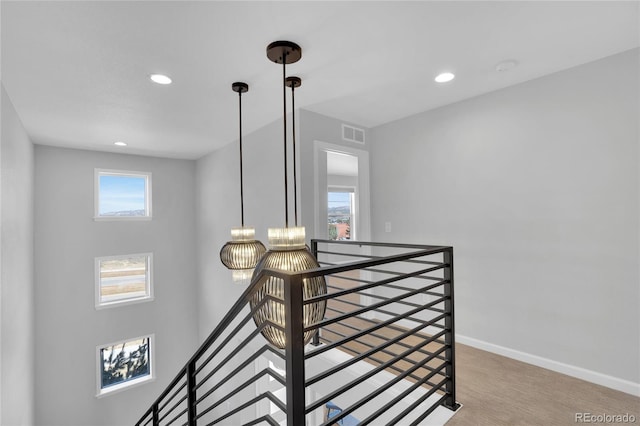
[94,168,152,221]
[96,333,155,398]
[95,252,154,309]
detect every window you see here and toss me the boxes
[96,334,154,397]
[328,190,355,240]
[95,169,152,220]
[95,253,153,308]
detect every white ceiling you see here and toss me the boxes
[2,1,638,160]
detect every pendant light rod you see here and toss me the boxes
[267,41,302,228]
[282,58,289,227]
[232,82,249,226]
[286,76,302,226]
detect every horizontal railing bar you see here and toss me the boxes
[158,379,187,413]
[323,292,446,331]
[196,294,282,374]
[322,328,448,378]
[410,393,451,426]
[320,352,448,426]
[363,265,446,281]
[196,345,281,405]
[326,273,445,297]
[196,324,281,392]
[196,295,284,374]
[195,325,267,391]
[307,296,441,359]
[305,265,445,305]
[289,248,450,281]
[196,368,285,421]
[195,295,273,375]
[320,335,448,385]
[326,283,442,311]
[312,239,449,251]
[164,405,188,426]
[136,240,455,426]
[205,391,285,426]
[330,290,446,314]
[137,368,186,424]
[306,328,449,414]
[319,313,448,364]
[316,249,442,267]
[136,414,153,426]
[243,415,281,426]
[359,368,449,426]
[307,294,448,358]
[138,265,290,423]
[326,303,446,324]
[136,413,152,426]
[159,394,187,423]
[318,263,445,284]
[306,284,448,333]
[307,315,447,386]
[385,376,450,426]
[314,250,372,260]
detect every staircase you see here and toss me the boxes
[136,240,459,425]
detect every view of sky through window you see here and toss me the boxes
[328,192,351,209]
[99,174,147,216]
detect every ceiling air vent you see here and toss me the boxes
[342,124,365,144]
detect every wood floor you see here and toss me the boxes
[321,274,640,425]
[448,343,640,426]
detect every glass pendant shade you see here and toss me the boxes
[220,227,266,270]
[250,226,327,349]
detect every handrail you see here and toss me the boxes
[137,265,283,424]
[136,239,459,426]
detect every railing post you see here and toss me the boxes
[310,240,322,346]
[284,273,306,425]
[187,363,197,425]
[443,248,460,411]
[152,403,159,426]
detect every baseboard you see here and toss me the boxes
[456,334,640,397]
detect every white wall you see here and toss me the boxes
[196,110,374,337]
[34,146,199,425]
[196,118,283,339]
[370,49,639,391]
[1,85,35,425]
[299,110,371,240]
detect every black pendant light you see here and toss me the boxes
[250,41,327,349]
[220,82,266,283]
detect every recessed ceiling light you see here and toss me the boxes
[114,141,127,147]
[496,60,518,72]
[150,74,172,85]
[435,72,455,83]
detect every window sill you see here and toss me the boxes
[96,296,154,310]
[93,216,152,222]
[96,375,155,398]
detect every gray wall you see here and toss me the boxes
[34,146,199,425]
[299,110,371,239]
[370,49,639,384]
[196,110,371,337]
[196,117,284,339]
[1,85,35,425]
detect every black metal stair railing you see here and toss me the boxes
[136,240,459,426]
